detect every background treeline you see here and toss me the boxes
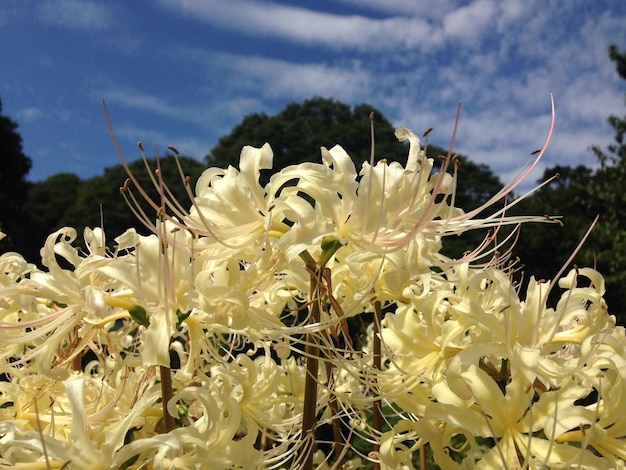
[1,45,625,322]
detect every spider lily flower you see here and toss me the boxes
[0,228,124,379]
[2,100,623,469]
[377,256,621,467]
[98,223,200,367]
[272,104,558,266]
[423,347,610,468]
[107,383,263,469]
[0,365,170,468]
[186,142,281,251]
[551,328,626,464]
[256,128,459,263]
[104,118,560,369]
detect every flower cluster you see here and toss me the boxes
[1,119,625,469]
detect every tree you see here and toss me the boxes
[20,173,84,263]
[0,98,32,251]
[584,44,626,316]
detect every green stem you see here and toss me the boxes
[159,365,175,433]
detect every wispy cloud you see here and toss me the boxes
[157,0,543,54]
[108,123,210,160]
[140,1,626,186]
[157,0,439,51]
[100,86,263,160]
[226,55,372,101]
[442,0,497,41]
[334,0,453,16]
[17,107,43,123]
[102,89,208,126]
[38,0,113,32]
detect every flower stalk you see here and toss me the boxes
[159,364,175,433]
[299,261,322,470]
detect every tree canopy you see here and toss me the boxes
[585,44,626,314]
[0,98,32,251]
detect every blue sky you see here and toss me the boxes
[1,0,626,190]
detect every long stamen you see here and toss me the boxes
[543,215,599,343]
[452,93,556,223]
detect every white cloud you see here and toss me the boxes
[38,0,112,31]
[159,0,439,51]
[17,107,43,123]
[560,75,624,124]
[442,0,497,42]
[172,47,375,103]
[496,0,526,30]
[228,56,372,101]
[332,0,482,22]
[102,89,207,126]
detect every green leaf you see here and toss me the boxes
[319,236,343,268]
[129,305,150,327]
[176,309,191,328]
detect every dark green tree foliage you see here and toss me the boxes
[0,99,32,251]
[19,173,84,262]
[585,44,626,317]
